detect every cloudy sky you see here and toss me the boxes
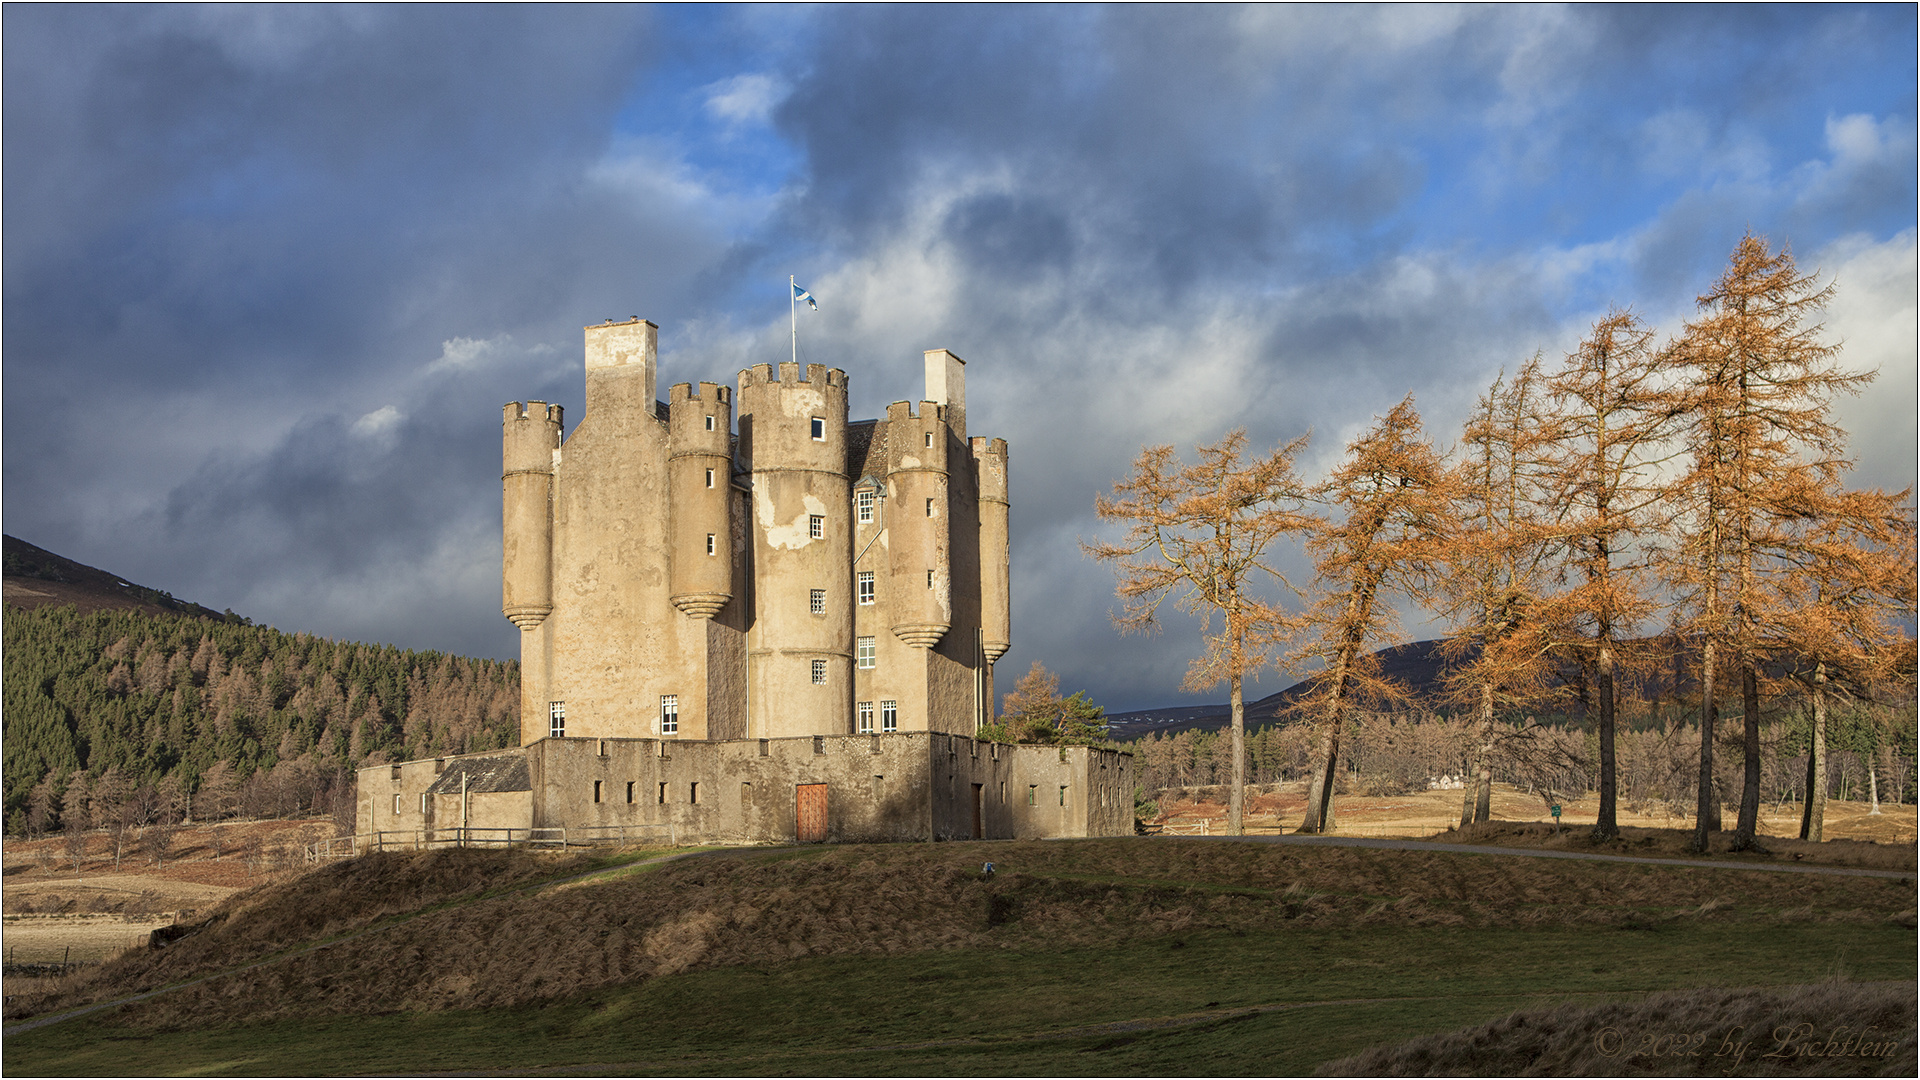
[4,5,1914,713]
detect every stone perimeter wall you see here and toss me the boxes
[358,734,1133,844]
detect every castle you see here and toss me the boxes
[358,319,1132,844]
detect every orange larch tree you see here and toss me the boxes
[1541,311,1680,842]
[1434,358,1568,826]
[1291,397,1454,834]
[1085,429,1313,835]
[1664,234,1880,851]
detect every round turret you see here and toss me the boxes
[885,400,952,649]
[974,436,1010,664]
[668,382,735,618]
[502,401,563,629]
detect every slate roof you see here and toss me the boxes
[424,751,530,795]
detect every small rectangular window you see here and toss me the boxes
[421,793,431,813]
[706,533,716,555]
[881,699,898,733]
[690,782,700,804]
[626,782,636,804]
[705,414,715,431]
[393,793,402,814]
[1060,786,1068,806]
[858,571,875,605]
[811,416,826,441]
[811,659,828,684]
[593,780,603,804]
[706,468,715,488]
[1000,782,1007,804]
[856,489,874,523]
[857,701,874,734]
[1028,785,1037,806]
[810,589,825,615]
[658,782,668,804]
[857,635,876,669]
[598,739,608,757]
[809,515,824,539]
[924,431,934,448]
[660,695,679,735]
[925,498,934,517]
[390,764,402,782]
[549,701,566,739]
[926,569,935,589]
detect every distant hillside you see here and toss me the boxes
[1105,639,1455,739]
[3,535,229,620]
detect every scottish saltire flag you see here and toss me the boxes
[793,281,818,310]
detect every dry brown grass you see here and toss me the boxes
[1438,820,1918,871]
[6,838,1911,1033]
[1319,979,1917,1076]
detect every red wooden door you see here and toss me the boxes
[797,784,828,843]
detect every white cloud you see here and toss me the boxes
[351,405,404,437]
[703,72,788,127]
[1818,228,1919,493]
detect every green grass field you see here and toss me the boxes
[4,839,1913,1075]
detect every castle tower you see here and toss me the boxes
[667,382,734,619]
[502,399,562,741]
[974,434,1011,683]
[884,399,952,650]
[737,362,852,739]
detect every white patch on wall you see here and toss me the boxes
[758,489,830,550]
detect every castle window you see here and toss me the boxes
[857,490,874,523]
[393,794,402,814]
[857,636,876,669]
[925,498,934,517]
[926,570,934,589]
[706,533,716,555]
[660,695,679,735]
[1000,782,1007,804]
[690,782,700,804]
[705,414,715,431]
[593,780,603,804]
[705,468,715,489]
[626,782,635,804]
[391,764,402,782]
[814,735,826,754]
[1028,785,1037,806]
[811,417,826,441]
[809,515,824,539]
[857,701,874,734]
[1060,786,1068,806]
[881,699,898,733]
[421,793,431,813]
[858,571,875,604]
[924,431,934,448]
[658,783,668,804]
[811,659,827,684]
[810,589,825,615]
[549,701,566,739]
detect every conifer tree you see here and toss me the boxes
[1291,398,1454,833]
[1665,234,1884,851]
[1087,429,1312,834]
[1541,311,1678,842]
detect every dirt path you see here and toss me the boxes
[1177,833,1917,879]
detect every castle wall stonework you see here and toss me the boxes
[355,318,1130,845]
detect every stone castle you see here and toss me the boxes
[358,319,1132,844]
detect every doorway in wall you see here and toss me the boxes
[797,783,828,843]
[971,783,984,839]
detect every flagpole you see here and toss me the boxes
[790,275,798,366]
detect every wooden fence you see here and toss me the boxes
[305,822,675,862]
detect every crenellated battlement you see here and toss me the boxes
[668,381,733,405]
[740,362,847,388]
[504,401,565,425]
[883,400,950,424]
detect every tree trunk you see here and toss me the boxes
[1593,643,1618,841]
[1799,664,1827,842]
[1303,711,1342,834]
[1868,751,1881,815]
[1731,663,1764,851]
[1461,681,1494,827]
[1691,638,1717,852]
[1228,673,1245,836]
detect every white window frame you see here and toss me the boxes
[706,533,716,555]
[925,497,935,517]
[811,416,826,441]
[809,514,824,539]
[856,489,874,523]
[881,699,898,733]
[660,694,679,735]
[810,589,826,615]
[811,659,828,685]
[857,701,874,734]
[857,636,876,669]
[858,571,875,605]
[705,468,715,489]
[705,414,715,431]
[549,701,565,739]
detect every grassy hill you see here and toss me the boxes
[2,535,231,620]
[5,837,1913,1075]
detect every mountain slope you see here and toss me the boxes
[3,535,228,620]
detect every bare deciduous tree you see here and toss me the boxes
[1086,429,1311,834]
